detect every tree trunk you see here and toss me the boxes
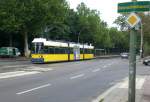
[24,31,30,57]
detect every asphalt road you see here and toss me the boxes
[0,58,149,102]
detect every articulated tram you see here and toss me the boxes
[31,38,94,63]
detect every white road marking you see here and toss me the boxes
[1,65,29,68]
[26,66,54,72]
[0,71,40,79]
[101,62,116,68]
[102,65,107,68]
[107,62,115,66]
[70,74,85,79]
[16,84,51,95]
[92,68,100,72]
[107,63,112,66]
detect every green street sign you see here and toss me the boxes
[118,1,150,13]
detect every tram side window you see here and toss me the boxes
[84,49,88,54]
[80,48,84,54]
[62,48,67,54]
[80,48,82,53]
[88,49,91,54]
[54,47,68,54]
[59,48,64,54]
[53,47,73,54]
[84,49,86,54]
[69,48,73,54]
[89,49,94,54]
[84,49,93,54]
[89,49,93,54]
[91,50,93,54]
[48,47,54,54]
[43,47,49,54]
[62,48,68,54]
[54,47,60,54]
[92,49,94,54]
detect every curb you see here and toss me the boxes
[92,83,120,102]
[92,76,147,102]
[0,57,30,62]
[95,55,120,59]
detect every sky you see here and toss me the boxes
[67,0,147,27]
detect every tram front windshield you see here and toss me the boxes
[32,43,44,54]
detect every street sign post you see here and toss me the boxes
[117,0,150,102]
[118,1,150,13]
[128,26,137,102]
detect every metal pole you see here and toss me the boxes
[140,21,143,58]
[78,27,86,44]
[129,28,137,102]
[128,1,137,102]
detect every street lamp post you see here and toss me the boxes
[140,21,143,58]
[78,27,85,44]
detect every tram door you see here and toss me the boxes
[73,46,80,60]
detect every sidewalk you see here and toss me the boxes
[93,75,150,102]
[0,57,30,62]
[141,76,150,102]
[0,57,31,73]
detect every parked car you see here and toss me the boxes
[0,47,21,57]
[143,56,150,66]
[120,52,129,59]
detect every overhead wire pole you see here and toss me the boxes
[128,0,137,102]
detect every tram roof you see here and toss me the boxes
[32,38,94,49]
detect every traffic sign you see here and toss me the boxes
[126,13,141,28]
[118,1,150,13]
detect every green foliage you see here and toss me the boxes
[115,13,150,55]
[74,2,129,51]
[114,15,128,31]
[144,42,150,56]
[142,13,150,56]
[0,1,129,55]
[0,0,69,56]
[109,28,129,49]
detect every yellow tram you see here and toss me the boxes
[31,38,94,63]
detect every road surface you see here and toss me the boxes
[0,58,149,102]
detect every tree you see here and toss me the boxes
[114,15,129,31]
[43,0,69,40]
[76,2,103,44]
[0,0,69,57]
[64,9,79,42]
[139,13,150,56]
[109,27,129,51]
[115,13,150,55]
